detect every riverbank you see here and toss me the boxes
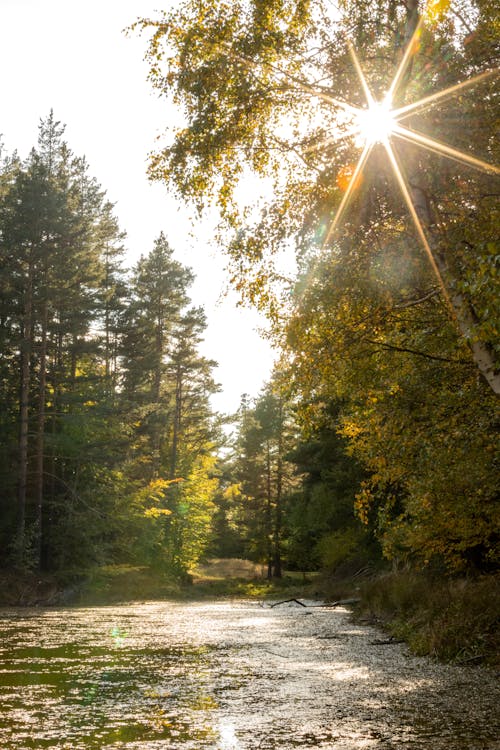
[0,562,317,607]
[1,563,498,666]
[353,570,500,667]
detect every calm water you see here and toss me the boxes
[0,600,498,749]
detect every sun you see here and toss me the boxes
[229,5,498,310]
[355,98,396,146]
[315,18,499,296]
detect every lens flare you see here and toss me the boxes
[228,5,498,309]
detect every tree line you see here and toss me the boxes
[0,113,359,583]
[0,113,221,577]
[2,0,498,584]
[132,0,499,575]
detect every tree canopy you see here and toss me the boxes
[134,0,499,572]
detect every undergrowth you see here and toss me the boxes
[73,564,320,604]
[354,571,499,666]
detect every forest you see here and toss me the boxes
[0,0,498,620]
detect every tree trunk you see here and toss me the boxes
[265,441,274,579]
[17,257,34,564]
[104,268,111,387]
[409,180,500,393]
[273,399,283,579]
[170,366,183,479]
[401,0,500,395]
[34,296,48,569]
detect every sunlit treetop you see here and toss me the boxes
[133,0,497,213]
[132,1,498,344]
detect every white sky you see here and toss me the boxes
[0,0,275,415]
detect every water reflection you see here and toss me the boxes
[218,718,240,749]
[0,601,498,749]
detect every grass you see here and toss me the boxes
[0,560,321,606]
[74,565,184,604]
[354,570,500,665]
[189,558,321,600]
[70,560,322,605]
[187,572,321,601]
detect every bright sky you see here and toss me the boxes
[0,0,275,415]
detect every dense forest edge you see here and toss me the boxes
[1,0,499,670]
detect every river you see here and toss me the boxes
[0,600,498,749]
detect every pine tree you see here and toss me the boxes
[0,114,127,569]
[231,382,294,577]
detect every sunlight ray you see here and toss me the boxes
[393,68,498,119]
[278,74,361,115]
[301,134,339,155]
[302,133,349,156]
[392,124,500,174]
[323,141,372,248]
[225,11,499,320]
[388,16,424,101]
[311,90,361,116]
[383,140,450,304]
[347,40,375,106]
[301,116,366,156]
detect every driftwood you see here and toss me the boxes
[456,654,484,665]
[320,598,361,608]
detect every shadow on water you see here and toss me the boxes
[0,601,498,749]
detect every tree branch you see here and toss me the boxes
[365,339,473,365]
[393,288,440,309]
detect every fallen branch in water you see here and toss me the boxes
[321,598,361,608]
[456,654,484,665]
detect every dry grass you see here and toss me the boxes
[192,558,266,581]
[356,571,500,665]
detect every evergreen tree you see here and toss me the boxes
[285,400,374,573]
[0,116,222,580]
[231,381,295,577]
[121,233,193,479]
[120,235,220,576]
[0,114,127,570]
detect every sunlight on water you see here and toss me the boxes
[218,718,240,750]
[0,601,498,749]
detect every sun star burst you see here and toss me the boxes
[321,21,499,301]
[355,98,396,146]
[227,8,498,312]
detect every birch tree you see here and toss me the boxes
[133,0,499,392]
